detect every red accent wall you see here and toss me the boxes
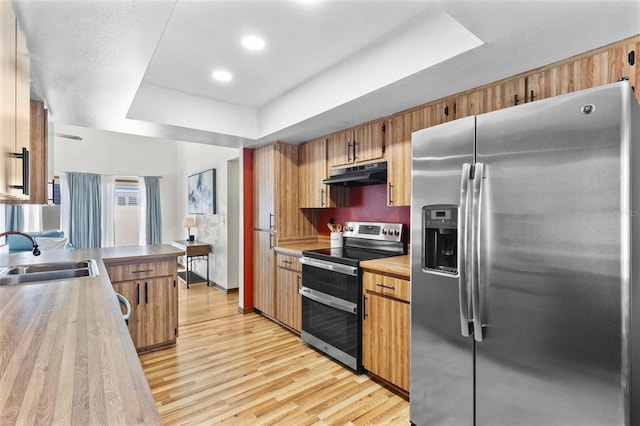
[318,185,411,239]
[242,148,253,309]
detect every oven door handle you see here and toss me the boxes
[299,287,357,314]
[300,257,358,276]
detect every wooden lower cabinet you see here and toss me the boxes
[275,254,302,332]
[253,230,275,317]
[107,257,178,353]
[362,271,410,392]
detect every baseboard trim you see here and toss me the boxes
[237,306,254,314]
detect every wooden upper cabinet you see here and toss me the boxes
[411,97,455,133]
[299,138,348,208]
[455,89,486,119]
[386,112,412,207]
[328,119,385,168]
[484,76,526,113]
[528,35,640,104]
[622,37,640,103]
[328,129,354,168]
[298,138,324,208]
[253,144,275,230]
[353,119,385,164]
[1,2,18,200]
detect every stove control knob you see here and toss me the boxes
[394,229,400,236]
[382,229,388,235]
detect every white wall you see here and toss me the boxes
[54,124,180,243]
[176,142,240,290]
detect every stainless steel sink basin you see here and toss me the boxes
[0,259,99,286]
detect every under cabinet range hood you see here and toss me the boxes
[322,161,387,187]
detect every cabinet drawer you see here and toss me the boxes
[107,261,174,282]
[363,272,410,302]
[277,254,301,272]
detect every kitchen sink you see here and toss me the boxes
[0,259,99,286]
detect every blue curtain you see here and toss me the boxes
[144,176,162,244]
[67,172,102,249]
[4,205,24,231]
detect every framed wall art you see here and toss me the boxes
[188,168,216,214]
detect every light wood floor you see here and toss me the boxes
[139,282,410,425]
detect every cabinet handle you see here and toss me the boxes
[297,275,302,291]
[388,182,393,204]
[282,260,292,265]
[353,141,358,161]
[514,94,520,105]
[363,295,368,319]
[145,282,148,304]
[269,233,274,250]
[320,188,325,207]
[131,269,153,274]
[136,282,140,305]
[9,147,30,196]
[347,143,352,162]
[530,90,536,102]
[376,283,396,291]
[269,213,274,230]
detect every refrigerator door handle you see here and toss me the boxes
[471,162,485,342]
[458,163,472,337]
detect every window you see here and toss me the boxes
[115,179,140,206]
[114,178,141,246]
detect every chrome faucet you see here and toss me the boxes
[0,231,41,256]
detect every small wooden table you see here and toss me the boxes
[171,240,211,288]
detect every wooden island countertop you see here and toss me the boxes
[0,244,182,425]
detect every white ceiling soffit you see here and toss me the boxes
[128,6,482,142]
[13,1,640,148]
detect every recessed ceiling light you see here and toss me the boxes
[212,70,233,82]
[242,35,265,51]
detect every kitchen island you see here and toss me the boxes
[0,244,182,425]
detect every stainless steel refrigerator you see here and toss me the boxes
[410,81,639,426]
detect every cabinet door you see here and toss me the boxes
[299,138,348,208]
[112,281,143,349]
[386,113,411,206]
[13,22,29,199]
[253,231,275,317]
[484,76,526,112]
[455,89,486,119]
[328,129,354,168]
[276,267,301,332]
[142,276,177,348]
[353,120,385,163]
[622,38,640,104]
[527,63,573,103]
[253,144,275,230]
[298,138,325,208]
[0,2,17,199]
[411,97,455,132]
[362,291,410,391]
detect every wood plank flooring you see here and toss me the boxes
[140,283,410,425]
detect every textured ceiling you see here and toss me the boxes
[13,0,640,148]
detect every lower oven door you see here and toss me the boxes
[299,286,360,371]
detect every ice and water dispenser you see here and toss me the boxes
[423,205,458,274]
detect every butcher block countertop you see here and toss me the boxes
[274,237,330,257]
[0,244,182,425]
[361,254,411,279]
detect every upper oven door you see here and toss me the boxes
[300,257,359,303]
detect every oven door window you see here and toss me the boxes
[301,264,359,303]
[301,296,358,360]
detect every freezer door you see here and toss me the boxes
[474,83,629,426]
[410,117,475,426]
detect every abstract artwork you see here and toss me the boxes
[188,169,216,214]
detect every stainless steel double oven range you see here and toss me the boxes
[300,221,406,372]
